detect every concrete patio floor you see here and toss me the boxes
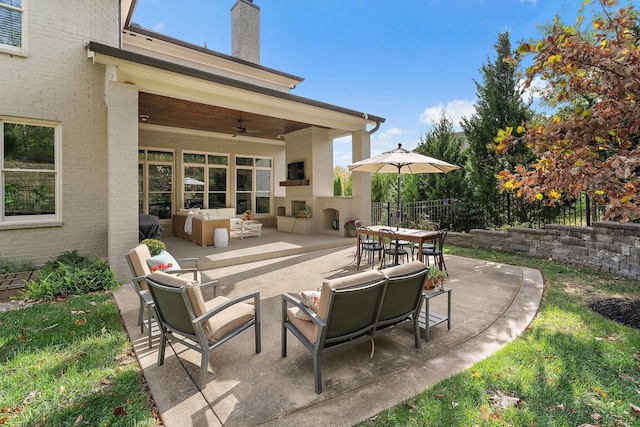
[113,227,544,426]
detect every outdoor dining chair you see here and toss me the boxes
[411,220,439,259]
[356,224,383,270]
[144,271,261,390]
[379,228,409,268]
[396,220,417,260]
[421,228,448,275]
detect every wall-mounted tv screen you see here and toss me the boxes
[287,161,304,180]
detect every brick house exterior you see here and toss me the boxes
[0,0,384,279]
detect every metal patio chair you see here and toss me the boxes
[145,271,261,390]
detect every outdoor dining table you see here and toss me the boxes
[356,225,438,265]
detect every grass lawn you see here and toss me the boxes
[0,292,158,426]
[359,247,640,426]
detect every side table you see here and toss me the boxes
[418,287,451,341]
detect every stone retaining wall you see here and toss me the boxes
[448,221,640,280]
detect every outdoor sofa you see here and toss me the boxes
[172,208,236,246]
[282,261,428,393]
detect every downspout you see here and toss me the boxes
[364,112,381,135]
[368,119,381,135]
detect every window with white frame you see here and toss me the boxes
[138,149,173,219]
[0,0,27,56]
[183,152,228,209]
[235,156,272,216]
[1,118,59,222]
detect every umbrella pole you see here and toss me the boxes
[396,168,401,230]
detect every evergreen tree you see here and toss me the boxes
[333,176,342,196]
[461,31,533,225]
[416,111,469,201]
[344,173,352,196]
[370,174,395,202]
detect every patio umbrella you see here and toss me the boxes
[348,143,460,229]
[184,177,205,186]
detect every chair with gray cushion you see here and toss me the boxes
[145,271,261,389]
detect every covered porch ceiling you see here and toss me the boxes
[138,92,315,141]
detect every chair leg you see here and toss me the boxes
[313,354,322,394]
[413,318,421,349]
[281,300,288,357]
[157,331,167,366]
[200,350,209,390]
[255,311,262,354]
[281,327,287,357]
[440,254,448,276]
[138,302,144,332]
[146,307,153,349]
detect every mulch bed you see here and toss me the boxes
[588,297,640,330]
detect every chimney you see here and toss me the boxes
[231,0,260,63]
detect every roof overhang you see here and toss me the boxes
[87,41,385,141]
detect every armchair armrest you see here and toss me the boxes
[282,293,327,328]
[139,289,154,307]
[199,279,220,299]
[192,291,260,325]
[176,257,199,269]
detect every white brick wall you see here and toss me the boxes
[0,0,119,267]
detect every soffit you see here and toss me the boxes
[139,92,312,140]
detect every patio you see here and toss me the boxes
[114,227,543,426]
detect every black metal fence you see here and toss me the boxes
[372,193,606,232]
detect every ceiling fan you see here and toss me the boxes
[233,119,261,137]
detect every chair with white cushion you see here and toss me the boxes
[125,244,219,348]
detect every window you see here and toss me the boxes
[183,152,228,209]
[235,156,272,215]
[1,118,60,223]
[139,149,173,219]
[0,0,27,56]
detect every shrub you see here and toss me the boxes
[141,238,166,256]
[23,250,121,300]
[0,256,35,274]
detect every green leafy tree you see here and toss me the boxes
[416,111,470,201]
[461,31,534,224]
[493,0,640,222]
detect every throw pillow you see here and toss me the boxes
[294,290,321,321]
[147,250,181,272]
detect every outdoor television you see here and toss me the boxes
[287,161,305,180]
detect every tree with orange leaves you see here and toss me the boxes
[492,0,640,222]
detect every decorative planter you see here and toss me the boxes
[346,229,357,238]
[424,278,444,290]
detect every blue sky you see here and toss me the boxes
[132,0,585,167]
